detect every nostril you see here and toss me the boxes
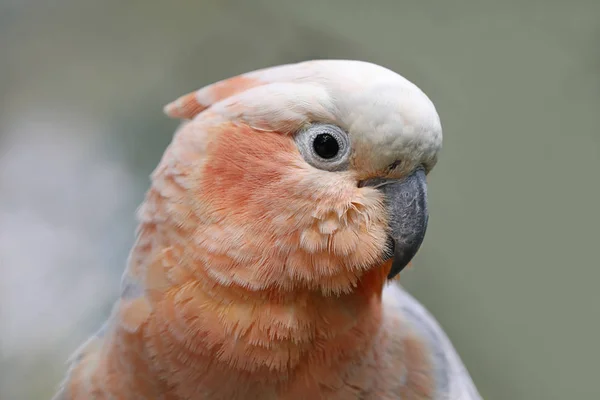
[387,159,402,171]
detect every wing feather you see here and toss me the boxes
[383,283,483,400]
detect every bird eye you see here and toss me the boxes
[313,133,339,159]
[295,124,351,171]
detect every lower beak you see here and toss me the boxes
[379,168,429,279]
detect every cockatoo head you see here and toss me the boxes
[158,59,442,296]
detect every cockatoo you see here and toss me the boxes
[53,60,482,400]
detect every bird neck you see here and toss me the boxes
[146,256,391,398]
[126,193,393,398]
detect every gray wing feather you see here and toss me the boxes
[383,283,483,400]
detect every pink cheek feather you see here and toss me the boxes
[192,121,391,292]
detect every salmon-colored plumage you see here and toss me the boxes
[164,75,262,119]
[54,60,481,400]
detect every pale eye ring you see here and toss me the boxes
[294,124,351,171]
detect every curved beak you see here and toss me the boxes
[379,168,429,279]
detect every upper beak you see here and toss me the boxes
[378,168,429,279]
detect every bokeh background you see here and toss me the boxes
[1,0,599,399]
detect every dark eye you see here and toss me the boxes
[294,124,351,171]
[313,133,340,159]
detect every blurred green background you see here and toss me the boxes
[1,0,598,399]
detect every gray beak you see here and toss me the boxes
[379,168,429,279]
